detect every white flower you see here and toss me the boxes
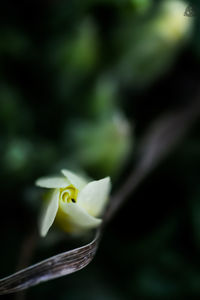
[36,169,111,237]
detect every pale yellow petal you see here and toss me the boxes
[59,201,102,229]
[61,169,87,190]
[36,177,69,188]
[39,189,60,237]
[77,177,111,217]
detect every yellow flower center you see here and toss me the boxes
[55,184,79,233]
[59,185,78,204]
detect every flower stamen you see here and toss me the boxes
[60,185,78,204]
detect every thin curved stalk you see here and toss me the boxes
[0,231,100,295]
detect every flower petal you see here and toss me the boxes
[61,169,87,190]
[39,189,60,237]
[36,177,70,188]
[59,201,102,230]
[77,177,111,217]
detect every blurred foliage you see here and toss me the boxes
[1,0,200,299]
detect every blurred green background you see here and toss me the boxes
[1,0,200,299]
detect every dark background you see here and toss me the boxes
[1,0,200,299]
